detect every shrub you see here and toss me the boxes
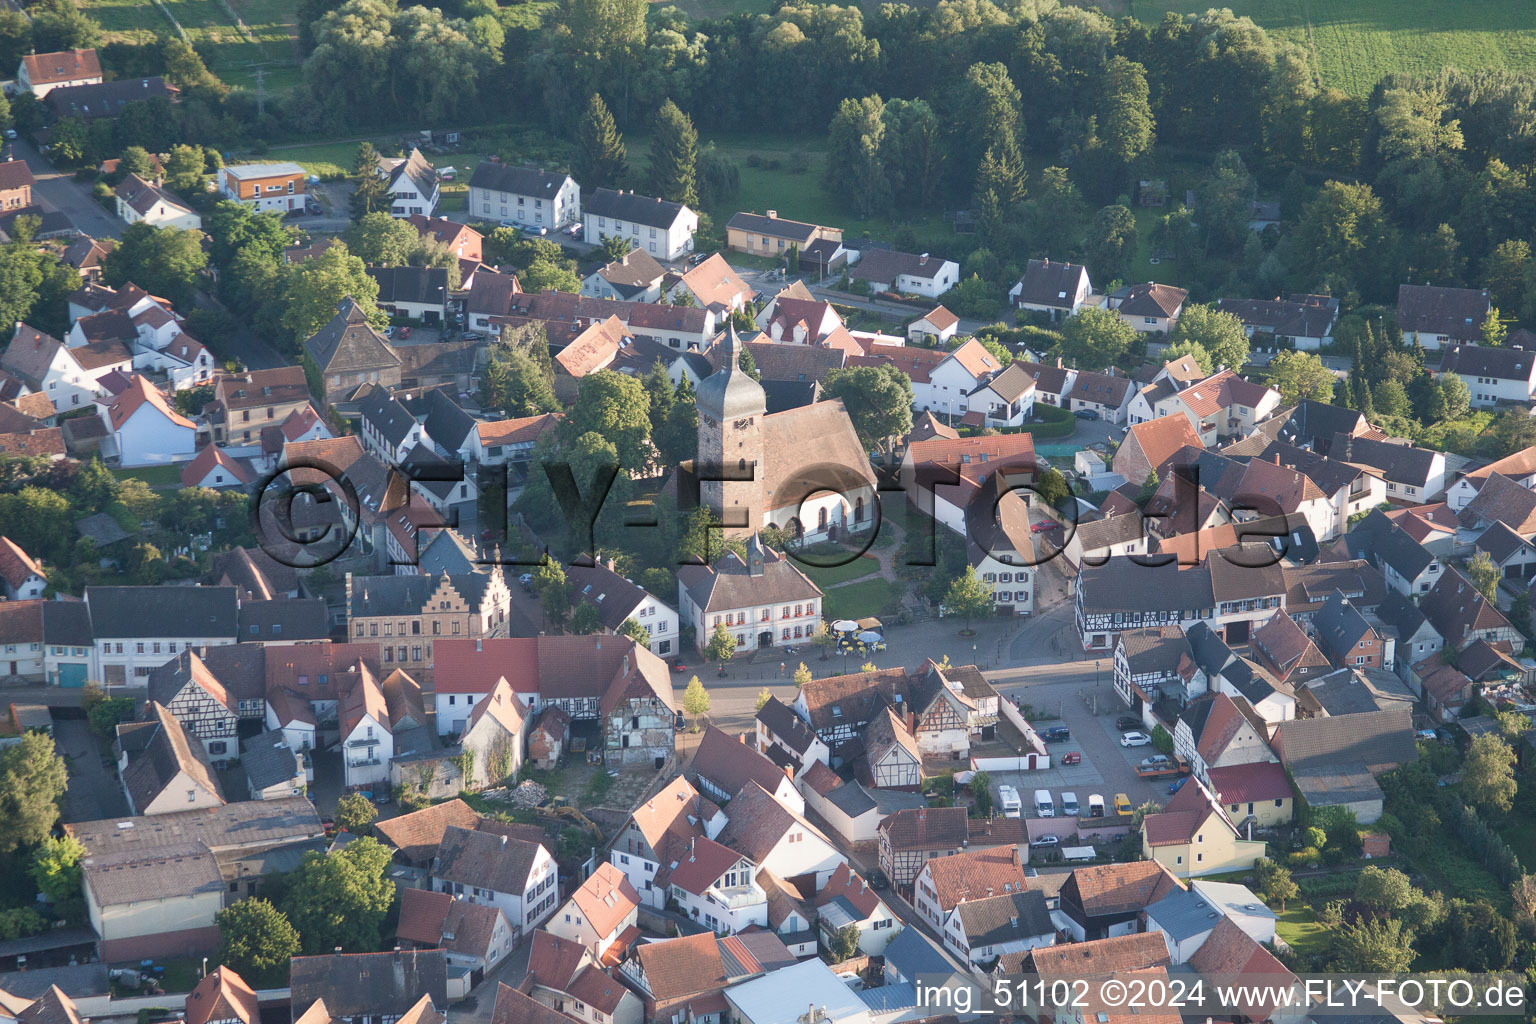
[1288,847,1320,868]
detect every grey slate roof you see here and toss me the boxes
[368,266,449,307]
[1077,557,1213,615]
[1013,259,1090,309]
[358,385,419,448]
[676,545,821,615]
[41,600,92,646]
[1312,591,1374,662]
[468,162,572,198]
[726,211,822,243]
[584,187,691,230]
[304,298,401,376]
[756,696,818,756]
[240,730,304,794]
[238,598,330,642]
[953,889,1053,945]
[348,572,496,618]
[1215,295,1338,340]
[46,76,173,119]
[433,825,544,896]
[289,950,448,1021]
[1275,400,1366,454]
[566,559,655,631]
[1441,342,1536,382]
[1330,434,1440,488]
[1397,284,1490,343]
[420,388,476,454]
[1273,708,1416,774]
[1144,886,1221,942]
[86,585,237,639]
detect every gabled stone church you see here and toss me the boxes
[695,325,876,539]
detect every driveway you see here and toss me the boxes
[11,139,124,240]
[55,718,130,823]
[454,937,532,1024]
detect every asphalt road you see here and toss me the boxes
[11,138,125,240]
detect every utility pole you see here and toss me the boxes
[253,67,266,118]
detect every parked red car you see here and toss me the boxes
[1031,518,1059,534]
[398,325,413,339]
[1060,752,1082,765]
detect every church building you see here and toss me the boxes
[695,325,877,539]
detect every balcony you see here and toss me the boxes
[707,884,765,910]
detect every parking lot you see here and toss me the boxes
[985,670,1183,836]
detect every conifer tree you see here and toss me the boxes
[649,99,699,207]
[574,93,627,190]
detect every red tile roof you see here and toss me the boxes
[568,862,640,937]
[0,536,43,591]
[184,967,257,1024]
[1205,761,1293,806]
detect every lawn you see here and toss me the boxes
[1495,816,1536,871]
[624,131,960,253]
[821,577,901,621]
[114,464,185,488]
[1275,905,1330,956]
[1125,0,1536,96]
[261,139,499,180]
[798,552,881,589]
[91,0,302,94]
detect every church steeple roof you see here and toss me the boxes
[697,323,766,422]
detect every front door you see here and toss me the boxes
[758,631,773,648]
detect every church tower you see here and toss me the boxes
[696,324,767,535]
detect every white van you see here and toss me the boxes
[1088,794,1105,818]
[1034,789,1055,817]
[1061,791,1080,816]
[999,785,1021,818]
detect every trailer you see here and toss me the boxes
[1134,757,1191,779]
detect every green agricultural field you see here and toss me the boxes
[89,0,300,94]
[1126,0,1536,96]
[623,130,956,252]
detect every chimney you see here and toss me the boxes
[767,210,778,219]
[335,947,343,954]
[500,834,508,848]
[1274,452,1280,465]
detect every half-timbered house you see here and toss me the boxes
[794,665,971,764]
[877,805,968,887]
[146,650,240,764]
[861,707,922,790]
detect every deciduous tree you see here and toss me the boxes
[1170,304,1249,371]
[705,624,736,673]
[1462,733,1517,814]
[824,364,913,454]
[217,898,301,986]
[281,837,396,953]
[1267,350,1336,405]
[1058,306,1137,370]
[334,792,378,835]
[102,223,208,308]
[279,243,383,344]
[682,674,711,725]
[944,566,993,634]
